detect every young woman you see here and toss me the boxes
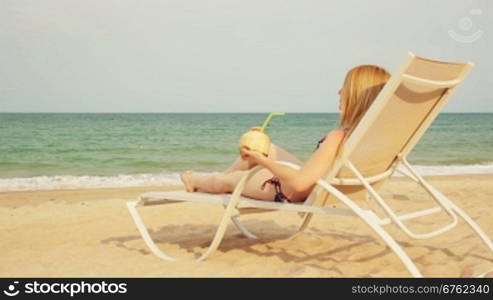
[180,65,390,203]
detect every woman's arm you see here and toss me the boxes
[240,129,345,192]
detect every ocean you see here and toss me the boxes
[1,113,492,191]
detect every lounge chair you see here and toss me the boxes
[126,53,493,277]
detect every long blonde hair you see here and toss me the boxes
[339,65,390,136]
[318,65,390,205]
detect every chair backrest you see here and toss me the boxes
[336,53,472,178]
[307,53,473,205]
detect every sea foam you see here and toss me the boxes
[0,173,182,192]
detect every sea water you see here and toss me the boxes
[1,113,492,191]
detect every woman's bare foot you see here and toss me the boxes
[180,171,196,192]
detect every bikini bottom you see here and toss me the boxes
[261,176,292,203]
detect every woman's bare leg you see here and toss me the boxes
[269,143,303,166]
[180,143,304,199]
[180,169,277,200]
[223,156,250,173]
[180,171,237,194]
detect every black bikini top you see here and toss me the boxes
[316,128,348,150]
[315,136,326,150]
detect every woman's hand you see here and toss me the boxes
[239,146,266,168]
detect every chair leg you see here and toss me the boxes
[197,166,267,261]
[316,180,423,277]
[196,200,238,262]
[402,160,492,248]
[297,213,314,233]
[126,200,176,262]
[478,269,493,278]
[448,201,493,252]
[360,210,423,277]
[348,161,459,240]
[127,198,246,262]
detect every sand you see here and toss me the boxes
[1,175,492,277]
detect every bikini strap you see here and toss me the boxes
[316,136,326,150]
[261,176,281,193]
[261,177,291,203]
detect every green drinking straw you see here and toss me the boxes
[260,112,285,132]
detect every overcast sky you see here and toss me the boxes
[0,0,491,113]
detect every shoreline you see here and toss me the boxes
[0,172,491,196]
[1,168,493,193]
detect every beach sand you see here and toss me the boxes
[1,175,492,277]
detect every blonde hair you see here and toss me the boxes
[339,65,390,136]
[318,65,390,205]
